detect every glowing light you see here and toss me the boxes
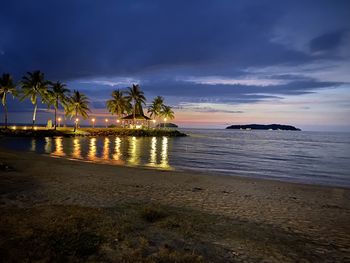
[135,125,142,129]
[88,137,97,160]
[57,117,62,128]
[116,119,120,123]
[113,137,122,161]
[103,137,110,160]
[52,137,65,156]
[31,139,36,151]
[128,136,140,165]
[12,126,16,130]
[149,137,157,166]
[164,118,167,122]
[91,118,95,122]
[105,118,108,122]
[72,138,81,159]
[75,118,79,122]
[44,137,52,153]
[23,126,27,130]
[152,119,156,123]
[34,126,38,130]
[160,136,169,168]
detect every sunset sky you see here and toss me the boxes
[1,0,349,131]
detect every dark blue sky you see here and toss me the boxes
[1,0,349,130]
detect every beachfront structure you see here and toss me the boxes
[121,102,151,128]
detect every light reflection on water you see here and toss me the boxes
[53,137,65,156]
[88,137,96,160]
[3,130,350,187]
[72,138,81,159]
[46,136,171,170]
[113,137,122,162]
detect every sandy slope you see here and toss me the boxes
[1,148,349,262]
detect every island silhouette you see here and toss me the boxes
[226,124,301,131]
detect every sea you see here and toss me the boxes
[1,129,350,187]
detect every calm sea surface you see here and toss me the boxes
[1,129,350,187]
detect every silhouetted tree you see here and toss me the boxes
[125,84,146,124]
[148,96,164,122]
[65,90,90,132]
[0,73,17,128]
[106,89,131,123]
[20,71,50,129]
[48,81,70,129]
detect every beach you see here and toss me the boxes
[1,148,349,262]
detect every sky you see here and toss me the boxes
[0,0,349,131]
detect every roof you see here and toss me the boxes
[121,102,151,120]
[122,113,151,120]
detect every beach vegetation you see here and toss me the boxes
[1,70,179,134]
[124,84,146,124]
[148,96,164,121]
[64,90,90,132]
[47,81,70,130]
[106,89,131,124]
[0,73,17,128]
[140,206,168,223]
[20,71,51,129]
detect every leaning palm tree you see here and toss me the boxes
[160,105,175,128]
[124,84,146,124]
[20,71,50,129]
[148,96,164,121]
[48,81,70,129]
[65,90,90,132]
[106,89,131,122]
[0,73,17,128]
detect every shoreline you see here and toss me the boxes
[0,127,187,137]
[1,148,349,261]
[2,144,349,190]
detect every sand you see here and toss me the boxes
[0,148,349,262]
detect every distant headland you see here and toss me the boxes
[226,124,301,131]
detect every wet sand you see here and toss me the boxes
[0,148,349,262]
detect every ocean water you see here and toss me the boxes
[1,129,350,187]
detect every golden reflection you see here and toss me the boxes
[44,137,52,153]
[149,137,157,166]
[113,137,122,161]
[72,138,81,159]
[160,136,169,168]
[103,137,110,160]
[31,138,36,151]
[52,137,65,156]
[128,136,140,166]
[88,137,97,160]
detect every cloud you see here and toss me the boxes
[79,77,140,87]
[1,0,349,129]
[310,30,346,53]
[179,76,289,86]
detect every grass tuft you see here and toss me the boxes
[140,206,168,223]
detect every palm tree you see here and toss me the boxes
[20,71,50,129]
[65,90,90,132]
[106,89,131,122]
[125,84,146,124]
[160,105,175,128]
[0,73,17,128]
[48,81,70,129]
[148,96,164,121]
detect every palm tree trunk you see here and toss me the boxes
[74,110,77,132]
[4,103,8,129]
[133,103,136,125]
[32,103,38,129]
[54,107,57,130]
